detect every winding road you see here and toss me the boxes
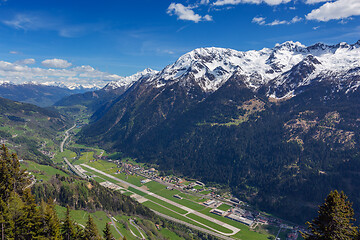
[60,124,76,153]
[60,124,87,179]
[109,216,124,238]
[130,219,146,239]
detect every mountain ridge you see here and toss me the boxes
[142,40,360,98]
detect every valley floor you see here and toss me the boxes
[54,124,304,240]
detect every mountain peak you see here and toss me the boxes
[274,41,306,51]
[103,68,158,91]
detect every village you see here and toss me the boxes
[104,157,305,240]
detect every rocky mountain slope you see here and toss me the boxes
[78,40,360,223]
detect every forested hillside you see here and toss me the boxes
[0,97,70,164]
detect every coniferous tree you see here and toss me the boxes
[84,215,101,240]
[15,189,41,239]
[0,145,32,239]
[61,205,76,240]
[74,223,85,240]
[103,222,114,240]
[39,198,62,239]
[0,145,28,202]
[303,190,358,240]
[6,191,24,239]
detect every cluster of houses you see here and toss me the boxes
[106,158,305,239]
[39,149,55,158]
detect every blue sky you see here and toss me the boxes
[0,0,359,86]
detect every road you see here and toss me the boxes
[81,164,240,237]
[130,219,146,239]
[109,216,123,238]
[63,157,87,178]
[153,210,234,240]
[276,227,282,239]
[60,124,87,179]
[60,124,76,153]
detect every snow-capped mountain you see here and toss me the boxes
[145,40,360,98]
[103,68,158,91]
[0,80,101,91]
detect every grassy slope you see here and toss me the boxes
[21,160,69,182]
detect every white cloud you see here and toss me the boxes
[252,17,266,25]
[200,0,210,4]
[305,0,331,4]
[252,16,302,25]
[167,3,213,23]
[0,59,124,88]
[203,14,214,21]
[41,59,72,68]
[9,51,20,55]
[214,0,242,5]
[14,59,36,65]
[306,0,360,21]
[267,19,289,25]
[291,16,303,23]
[213,0,291,6]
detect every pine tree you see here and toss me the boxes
[84,215,101,240]
[0,145,32,239]
[303,190,358,240]
[61,205,76,240]
[39,198,62,239]
[0,145,28,202]
[74,223,85,240]
[6,191,24,239]
[15,189,41,239]
[103,222,114,240]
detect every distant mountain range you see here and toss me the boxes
[55,68,158,113]
[0,68,158,107]
[0,82,99,107]
[72,40,360,224]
